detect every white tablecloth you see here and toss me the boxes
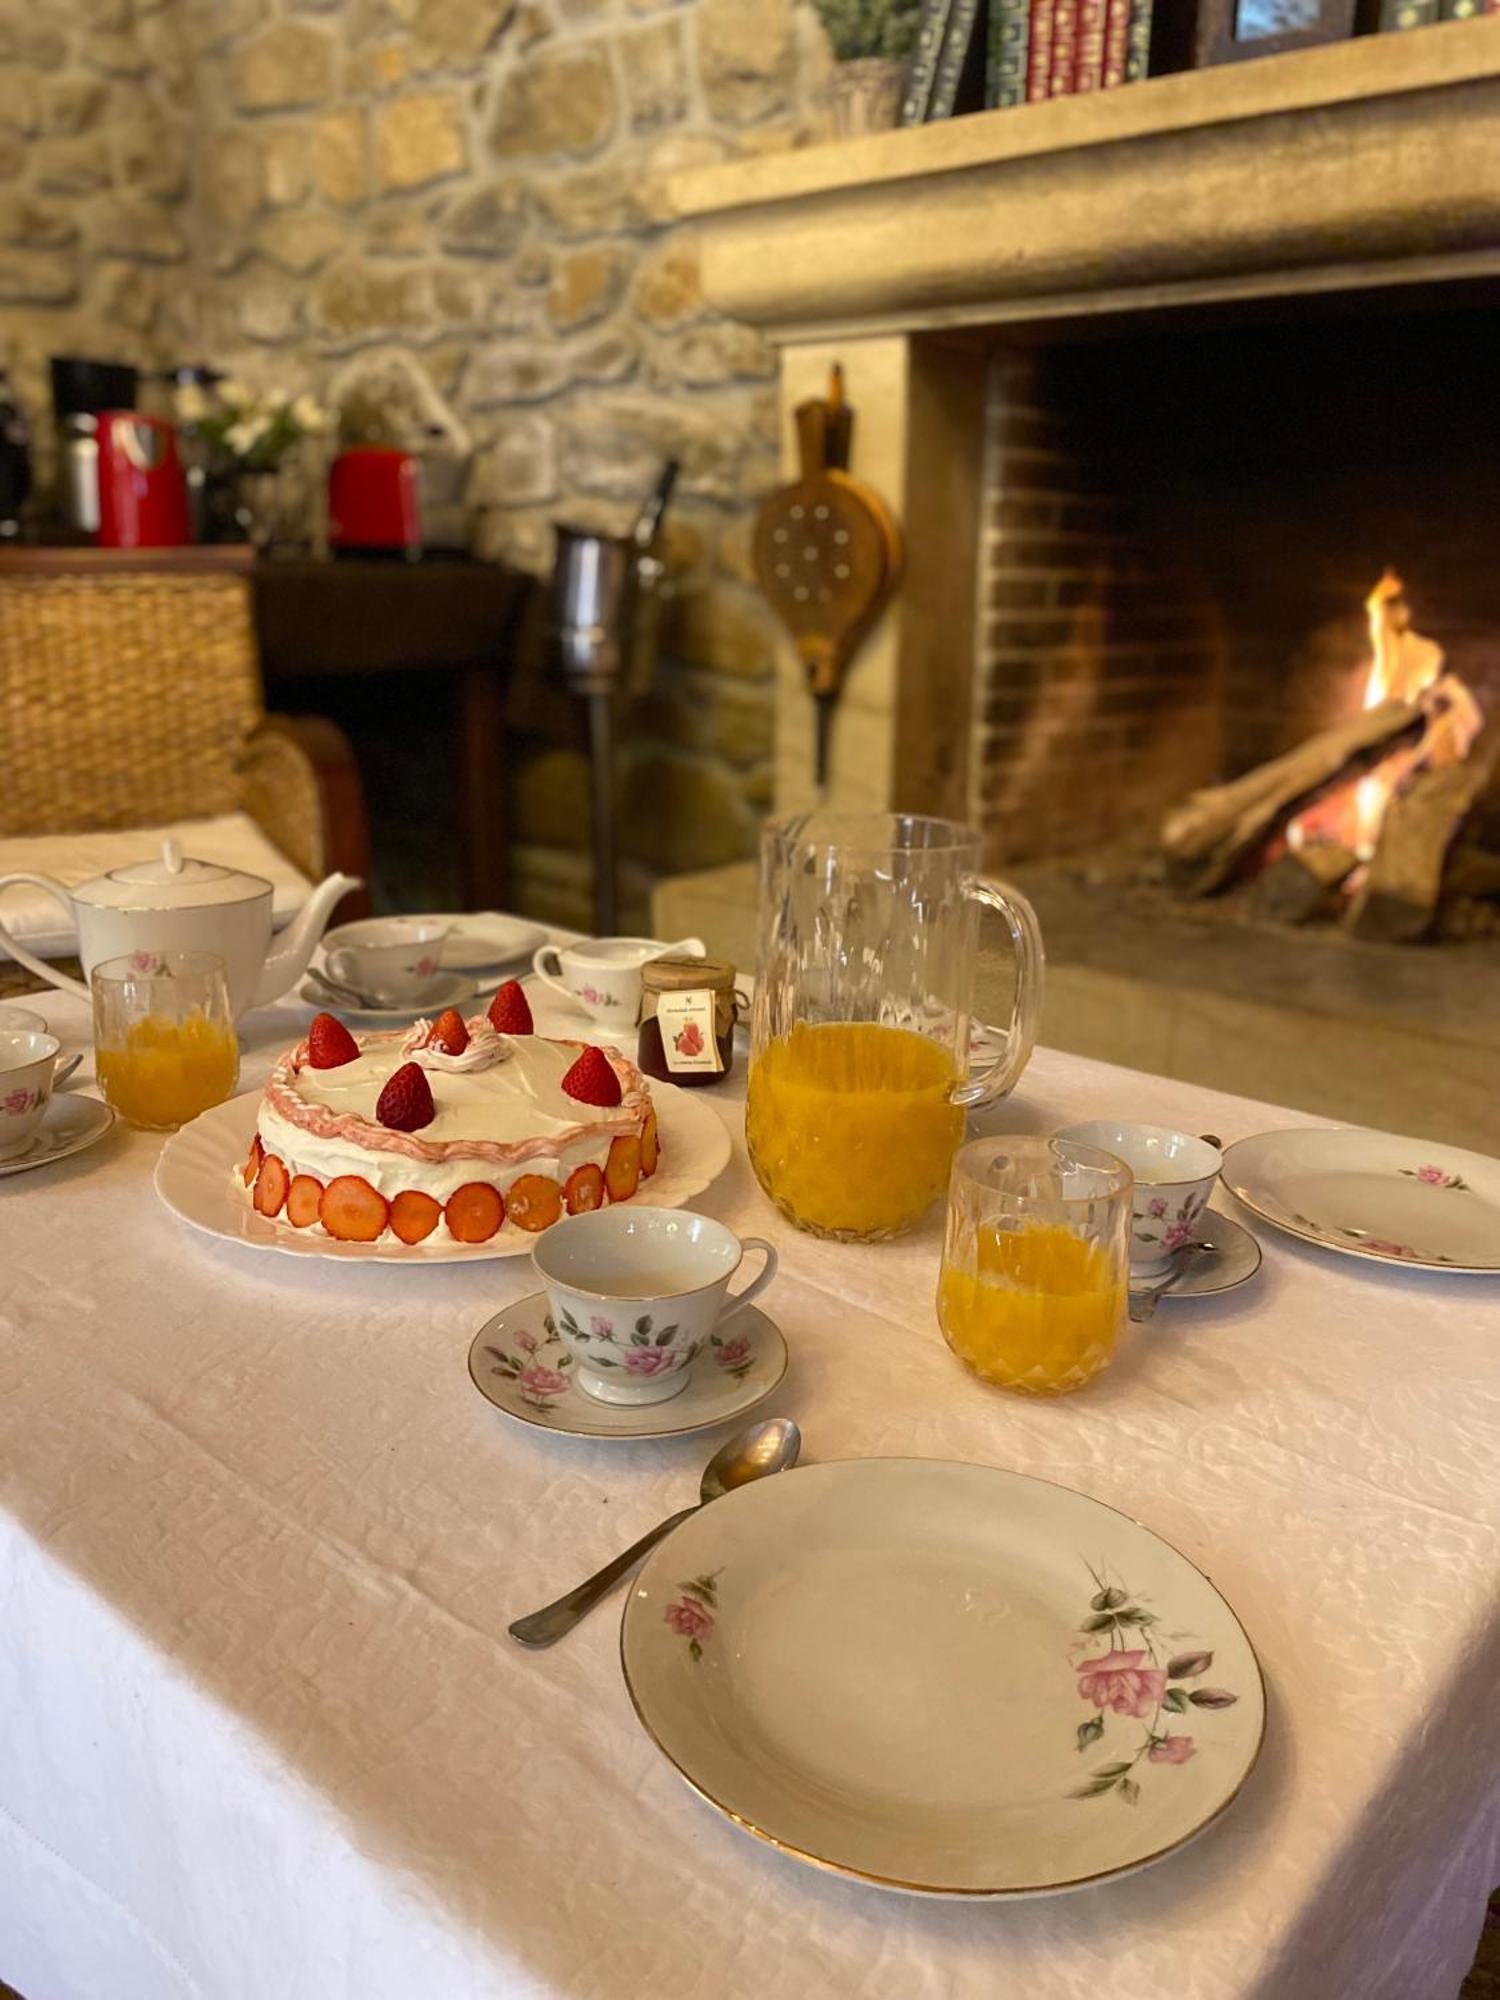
[2,983,1497,2000]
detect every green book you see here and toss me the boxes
[899,0,956,124]
[1124,0,1153,80]
[929,0,988,118]
[986,0,1031,104]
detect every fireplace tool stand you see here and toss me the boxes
[548,462,676,935]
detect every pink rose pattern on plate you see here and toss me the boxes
[579,984,618,1009]
[3,1088,38,1118]
[1071,1568,1237,1804]
[553,1302,698,1377]
[663,1571,719,1661]
[1402,1163,1469,1193]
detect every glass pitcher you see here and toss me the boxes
[745,812,1044,1241]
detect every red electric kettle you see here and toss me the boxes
[95,411,192,548]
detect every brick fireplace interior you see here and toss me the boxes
[974,294,1500,873]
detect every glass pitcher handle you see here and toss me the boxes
[953,875,1045,1111]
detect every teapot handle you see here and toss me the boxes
[0,877,91,1002]
[952,875,1045,1111]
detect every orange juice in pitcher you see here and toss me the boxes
[746,814,1043,1242]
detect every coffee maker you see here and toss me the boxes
[50,356,138,536]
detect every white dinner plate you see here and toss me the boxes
[434,913,547,974]
[1223,1127,1500,1274]
[622,1459,1264,1897]
[468,1293,788,1439]
[154,1083,733,1264]
[0,1093,116,1178]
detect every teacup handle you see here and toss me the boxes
[531,945,574,1003]
[953,875,1046,1111]
[721,1236,778,1325]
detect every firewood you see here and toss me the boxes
[1346,726,1500,943]
[1161,698,1420,895]
[1249,842,1357,924]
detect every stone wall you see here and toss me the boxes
[0,0,834,927]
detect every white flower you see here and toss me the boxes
[226,415,271,457]
[217,376,251,409]
[173,381,209,423]
[291,393,328,434]
[263,386,289,412]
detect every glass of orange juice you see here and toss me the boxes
[746,812,1044,1241]
[93,950,239,1130]
[937,1136,1130,1396]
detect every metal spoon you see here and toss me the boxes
[1129,1238,1219,1321]
[303,965,380,1012]
[508,1417,802,1650]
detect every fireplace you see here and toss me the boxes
[975,303,1500,938]
[663,32,1500,1149]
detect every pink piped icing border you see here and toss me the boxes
[262,1022,651,1166]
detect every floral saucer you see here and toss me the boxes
[0,1093,115,1179]
[1153,1209,1262,1301]
[467,1293,788,1439]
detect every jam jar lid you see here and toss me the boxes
[640,953,736,996]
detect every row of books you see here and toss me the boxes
[898,0,1152,122]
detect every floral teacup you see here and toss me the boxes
[530,1206,777,1406]
[1057,1121,1222,1277]
[0,1029,62,1160]
[324,917,451,1006]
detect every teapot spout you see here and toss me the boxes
[253,873,362,1010]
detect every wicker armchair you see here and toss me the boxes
[0,546,370,909]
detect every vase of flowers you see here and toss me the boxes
[175,377,331,553]
[812,0,921,135]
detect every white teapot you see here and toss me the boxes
[0,840,361,1020]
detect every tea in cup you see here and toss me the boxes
[0,1029,62,1160]
[530,936,706,1024]
[324,918,452,1006]
[1057,1121,1222,1276]
[531,1206,777,1406]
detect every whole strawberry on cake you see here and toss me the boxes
[239,981,661,1247]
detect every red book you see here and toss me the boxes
[1074,0,1107,89]
[1026,0,1056,99]
[1048,0,1078,96]
[1101,0,1130,86]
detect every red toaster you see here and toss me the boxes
[327,447,422,555]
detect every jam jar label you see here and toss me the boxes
[656,988,723,1075]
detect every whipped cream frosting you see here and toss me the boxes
[290,1027,584,1145]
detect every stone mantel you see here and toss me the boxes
[672,20,1500,341]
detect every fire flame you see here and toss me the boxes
[1289,571,1482,864]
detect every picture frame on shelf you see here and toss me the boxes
[1153,0,1358,70]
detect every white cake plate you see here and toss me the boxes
[154,1082,733,1264]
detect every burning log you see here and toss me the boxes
[1249,841,1358,924]
[1347,721,1500,942]
[1161,698,1420,895]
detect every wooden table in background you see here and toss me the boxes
[253,558,531,910]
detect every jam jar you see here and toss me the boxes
[637,954,739,1087]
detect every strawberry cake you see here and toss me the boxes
[238,982,661,1246]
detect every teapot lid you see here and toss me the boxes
[80,839,271,911]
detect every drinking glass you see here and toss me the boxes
[937,1136,1130,1396]
[93,950,239,1130]
[745,811,1043,1241]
